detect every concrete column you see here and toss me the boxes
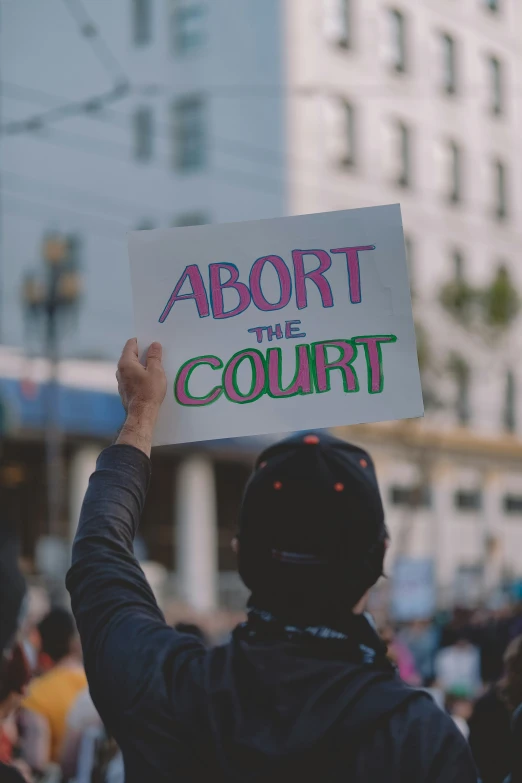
[481,470,503,598]
[175,456,218,611]
[69,445,101,545]
[431,462,455,607]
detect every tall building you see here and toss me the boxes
[2,0,522,609]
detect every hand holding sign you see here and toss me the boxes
[129,204,423,445]
[115,338,167,455]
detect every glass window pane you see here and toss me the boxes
[174,212,209,227]
[490,57,503,115]
[133,107,153,161]
[173,96,206,172]
[504,370,516,432]
[494,160,508,220]
[389,10,406,72]
[449,141,461,203]
[172,1,206,53]
[397,122,411,187]
[133,0,151,45]
[442,34,457,94]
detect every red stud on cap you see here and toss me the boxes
[303,434,320,445]
[273,481,283,490]
[360,458,368,468]
[259,461,267,469]
[334,482,344,492]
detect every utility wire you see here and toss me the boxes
[61,0,128,85]
[3,117,518,230]
[1,1,129,137]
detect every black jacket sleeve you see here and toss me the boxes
[398,698,478,783]
[65,445,204,733]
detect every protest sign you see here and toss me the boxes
[391,558,436,622]
[129,204,423,445]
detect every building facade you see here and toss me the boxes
[2,0,522,610]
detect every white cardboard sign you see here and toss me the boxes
[128,204,423,445]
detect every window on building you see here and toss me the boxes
[171,1,206,54]
[397,122,411,187]
[489,57,503,115]
[504,494,522,514]
[390,484,431,508]
[325,97,356,168]
[494,159,508,220]
[133,0,152,45]
[389,9,407,72]
[504,370,516,432]
[136,219,155,230]
[453,248,464,281]
[174,212,209,227]
[173,95,206,172]
[404,234,414,285]
[133,107,153,161]
[441,33,457,94]
[448,141,462,203]
[342,101,356,166]
[323,0,351,47]
[454,489,482,511]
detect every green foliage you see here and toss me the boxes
[447,351,470,383]
[439,280,478,325]
[440,264,519,336]
[482,266,519,329]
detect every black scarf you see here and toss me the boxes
[238,605,394,670]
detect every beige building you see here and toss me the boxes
[287,0,522,605]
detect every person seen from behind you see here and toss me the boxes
[20,608,86,771]
[434,634,482,698]
[66,338,478,782]
[469,634,522,783]
[0,520,33,782]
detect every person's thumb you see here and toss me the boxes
[146,341,163,369]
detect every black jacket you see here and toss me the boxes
[66,445,477,783]
[469,686,512,783]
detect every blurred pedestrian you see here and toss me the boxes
[0,521,33,782]
[66,339,477,782]
[380,624,420,685]
[397,620,439,685]
[469,634,522,783]
[434,635,481,698]
[20,608,86,770]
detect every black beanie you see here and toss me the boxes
[237,431,387,623]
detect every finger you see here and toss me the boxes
[120,338,139,364]
[146,341,163,369]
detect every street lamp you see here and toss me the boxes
[22,232,82,537]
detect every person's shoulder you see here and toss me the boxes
[22,670,53,711]
[390,693,476,776]
[0,761,26,783]
[391,692,467,753]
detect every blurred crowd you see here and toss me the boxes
[2,583,522,782]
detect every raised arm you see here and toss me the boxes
[65,340,198,724]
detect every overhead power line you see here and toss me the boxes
[0,0,130,137]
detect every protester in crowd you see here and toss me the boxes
[379,624,420,685]
[434,635,482,698]
[397,619,439,685]
[60,687,102,779]
[445,689,473,739]
[468,634,522,783]
[20,608,86,772]
[0,520,33,782]
[65,339,477,782]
